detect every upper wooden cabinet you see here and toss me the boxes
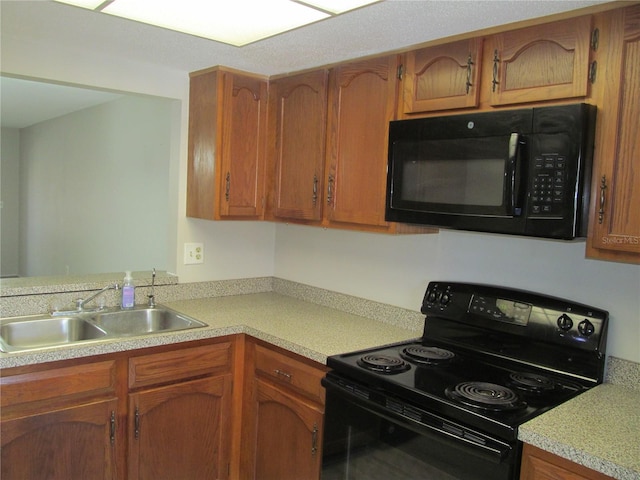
[586,4,640,263]
[324,55,400,230]
[268,70,329,222]
[402,38,483,113]
[488,15,594,106]
[187,67,268,220]
[401,16,595,115]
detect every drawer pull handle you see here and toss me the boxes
[598,175,607,224]
[110,411,116,446]
[274,369,292,381]
[311,423,318,455]
[135,406,140,439]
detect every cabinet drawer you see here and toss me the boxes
[129,342,232,389]
[1,360,117,410]
[255,345,326,404]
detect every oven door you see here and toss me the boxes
[321,375,520,480]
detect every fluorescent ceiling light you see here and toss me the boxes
[54,0,381,47]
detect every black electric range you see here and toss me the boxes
[321,282,608,480]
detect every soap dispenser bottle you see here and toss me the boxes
[121,271,135,309]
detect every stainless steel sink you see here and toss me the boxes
[88,307,207,336]
[0,306,207,353]
[0,316,108,353]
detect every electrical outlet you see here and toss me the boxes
[184,243,204,265]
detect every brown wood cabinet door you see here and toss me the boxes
[587,4,640,262]
[128,374,232,480]
[218,72,268,219]
[1,398,118,480]
[488,15,593,106]
[521,444,615,480]
[325,55,399,229]
[253,378,323,480]
[270,70,328,221]
[402,38,482,114]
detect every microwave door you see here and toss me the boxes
[388,135,517,218]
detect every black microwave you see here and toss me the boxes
[385,103,597,239]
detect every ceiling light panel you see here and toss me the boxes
[55,0,334,46]
[296,0,381,15]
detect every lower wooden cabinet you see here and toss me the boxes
[253,378,323,480]
[240,339,328,480]
[128,375,233,480]
[1,398,119,480]
[520,444,615,480]
[0,338,236,480]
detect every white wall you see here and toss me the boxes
[1,128,21,277]
[275,224,640,363]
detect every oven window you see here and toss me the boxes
[322,390,517,480]
[392,137,509,208]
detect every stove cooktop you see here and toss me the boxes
[326,339,590,440]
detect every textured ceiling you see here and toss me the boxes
[2,0,608,76]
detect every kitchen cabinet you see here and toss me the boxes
[268,69,329,222]
[520,443,615,480]
[487,15,594,106]
[401,38,483,114]
[240,339,327,480]
[1,360,119,480]
[1,338,238,480]
[586,4,640,264]
[401,16,594,115]
[127,342,234,479]
[187,67,268,220]
[324,55,402,231]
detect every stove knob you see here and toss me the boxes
[440,293,451,305]
[557,314,573,331]
[427,291,438,303]
[578,319,595,337]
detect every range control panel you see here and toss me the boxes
[422,282,608,353]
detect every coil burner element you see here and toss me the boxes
[357,354,410,374]
[445,381,527,411]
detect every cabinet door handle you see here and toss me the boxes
[225,172,231,202]
[598,175,607,224]
[492,49,500,92]
[110,411,116,446]
[312,174,318,206]
[465,53,473,94]
[134,406,140,439]
[311,423,318,455]
[327,174,334,205]
[274,369,292,381]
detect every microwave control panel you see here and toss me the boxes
[529,153,568,217]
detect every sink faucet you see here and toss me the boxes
[76,283,120,311]
[147,268,156,308]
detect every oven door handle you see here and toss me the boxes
[323,377,512,465]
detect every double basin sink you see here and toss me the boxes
[0,306,207,353]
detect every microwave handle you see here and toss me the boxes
[507,132,523,215]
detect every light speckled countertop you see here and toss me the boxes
[0,292,422,369]
[519,365,640,479]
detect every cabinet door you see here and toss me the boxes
[402,38,482,114]
[587,5,640,262]
[253,378,323,480]
[128,374,232,480]
[325,55,399,229]
[521,444,615,480]
[488,16,593,106]
[218,72,268,219]
[1,398,118,480]
[270,70,328,221]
